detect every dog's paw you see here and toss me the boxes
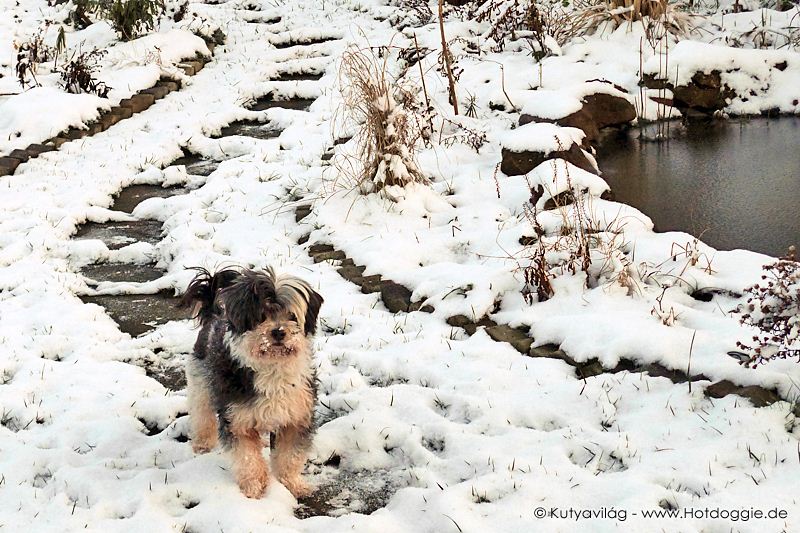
[281,477,313,499]
[239,470,270,499]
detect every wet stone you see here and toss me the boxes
[360,275,383,294]
[337,264,366,283]
[528,343,568,359]
[272,37,339,49]
[485,324,533,354]
[218,121,282,140]
[80,262,165,284]
[81,291,183,337]
[295,205,312,222]
[272,72,323,81]
[170,153,220,176]
[145,361,187,390]
[74,220,163,250]
[112,185,187,214]
[380,280,412,313]
[705,380,780,407]
[249,97,315,112]
[308,243,334,254]
[295,469,396,518]
[312,250,346,263]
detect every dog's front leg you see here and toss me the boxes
[186,358,218,454]
[272,424,313,498]
[231,428,269,498]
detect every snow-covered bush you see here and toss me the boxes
[736,246,800,367]
[74,0,165,40]
[336,45,428,195]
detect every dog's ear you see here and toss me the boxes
[273,272,324,336]
[303,287,324,336]
[180,267,241,324]
[220,270,276,334]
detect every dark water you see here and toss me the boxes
[596,118,800,257]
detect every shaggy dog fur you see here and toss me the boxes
[180,266,323,499]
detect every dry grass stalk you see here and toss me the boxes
[438,0,459,114]
[337,45,427,194]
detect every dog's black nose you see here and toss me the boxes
[271,328,286,342]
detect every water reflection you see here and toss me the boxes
[596,118,800,257]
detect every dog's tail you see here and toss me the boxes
[179,267,240,325]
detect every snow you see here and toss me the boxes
[499,122,586,153]
[0,87,110,152]
[1,0,799,531]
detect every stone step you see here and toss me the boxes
[169,153,220,176]
[272,37,339,49]
[112,185,187,214]
[74,220,163,250]
[80,262,165,284]
[249,97,315,112]
[218,121,283,140]
[81,291,183,337]
[272,72,323,82]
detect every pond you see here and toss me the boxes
[596,117,800,258]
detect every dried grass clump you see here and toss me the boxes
[337,46,428,194]
[607,0,668,21]
[519,161,637,303]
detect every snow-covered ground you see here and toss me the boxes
[1,0,799,531]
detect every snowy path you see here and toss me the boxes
[1,1,799,532]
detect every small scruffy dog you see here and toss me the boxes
[180,266,323,499]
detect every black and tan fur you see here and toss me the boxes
[181,267,323,499]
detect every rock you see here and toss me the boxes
[705,380,780,407]
[519,92,635,144]
[529,343,568,359]
[142,85,170,100]
[419,305,435,313]
[312,250,346,263]
[7,149,31,163]
[645,70,734,113]
[295,205,312,222]
[0,157,21,176]
[380,280,413,313]
[485,324,533,354]
[360,275,382,294]
[308,243,334,254]
[337,264,366,283]
[159,80,179,93]
[120,93,155,114]
[26,144,55,157]
[501,142,596,176]
[581,93,637,129]
[576,360,604,379]
[445,315,497,335]
[109,106,133,120]
[446,315,473,329]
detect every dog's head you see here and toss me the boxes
[219,268,323,360]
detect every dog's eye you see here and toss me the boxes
[288,313,298,322]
